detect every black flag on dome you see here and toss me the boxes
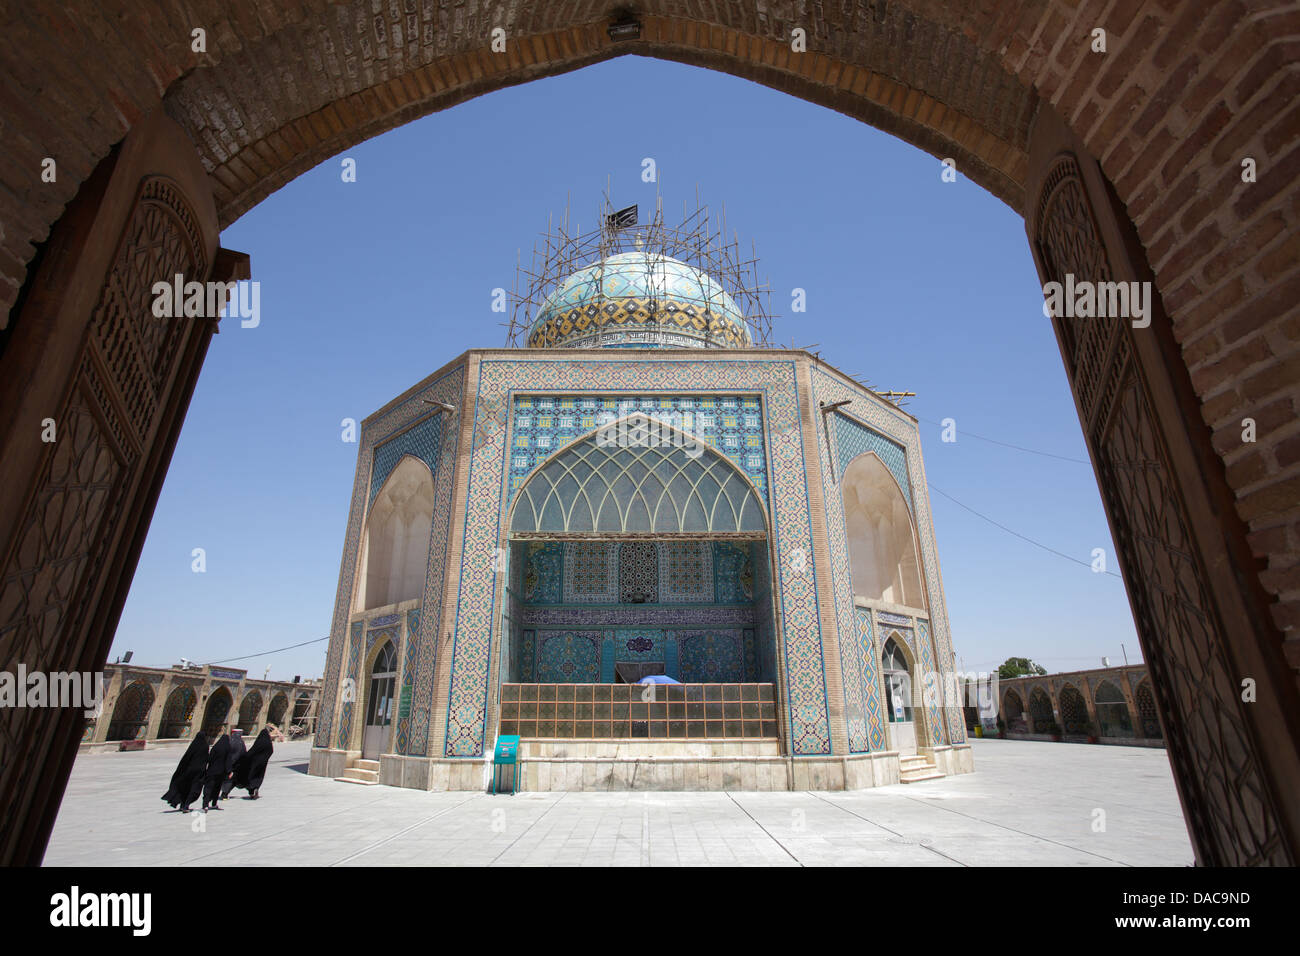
[607,204,637,229]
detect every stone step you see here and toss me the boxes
[899,769,945,784]
[355,759,380,772]
[521,740,781,759]
[339,767,379,784]
[334,776,378,786]
[898,755,931,768]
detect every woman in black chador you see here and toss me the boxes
[161,732,208,812]
[231,728,273,798]
[201,733,232,812]
[219,730,246,801]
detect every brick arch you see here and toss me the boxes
[267,692,289,728]
[1,0,1297,867]
[106,680,154,742]
[2,3,1293,632]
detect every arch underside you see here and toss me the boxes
[151,8,1032,227]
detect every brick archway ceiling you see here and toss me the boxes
[3,1,1297,642]
[158,5,1036,224]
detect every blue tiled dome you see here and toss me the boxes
[528,251,751,349]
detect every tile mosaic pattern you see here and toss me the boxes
[521,541,562,603]
[315,364,464,756]
[811,366,963,745]
[854,608,887,750]
[819,448,873,752]
[618,542,658,603]
[517,628,763,683]
[917,621,944,746]
[561,542,619,603]
[528,252,750,349]
[523,541,749,606]
[506,393,767,501]
[715,542,754,604]
[536,632,602,682]
[659,542,714,603]
[521,604,756,628]
[393,608,419,753]
[444,358,830,757]
[678,630,746,682]
[520,629,536,682]
[335,621,363,749]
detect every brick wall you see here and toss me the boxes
[1,0,1295,660]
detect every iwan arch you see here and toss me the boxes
[0,2,1296,866]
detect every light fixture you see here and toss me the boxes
[608,16,641,41]
[421,399,457,414]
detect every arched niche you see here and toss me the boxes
[356,455,435,611]
[841,452,925,609]
[107,680,154,741]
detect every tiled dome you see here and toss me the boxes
[527,251,751,349]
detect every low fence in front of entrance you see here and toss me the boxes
[499,682,777,740]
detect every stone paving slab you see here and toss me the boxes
[44,738,1194,866]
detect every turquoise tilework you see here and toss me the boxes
[507,394,767,500]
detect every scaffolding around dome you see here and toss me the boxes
[505,192,777,350]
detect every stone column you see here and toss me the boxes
[147,675,174,741]
[91,669,123,743]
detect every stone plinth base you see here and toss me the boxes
[928,743,975,776]
[310,743,977,792]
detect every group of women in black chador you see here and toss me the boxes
[161,727,274,813]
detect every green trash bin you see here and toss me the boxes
[491,734,520,795]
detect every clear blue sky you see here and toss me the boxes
[111,56,1141,681]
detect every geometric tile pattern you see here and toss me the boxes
[444,358,830,757]
[561,542,618,603]
[394,607,420,754]
[678,630,747,682]
[618,542,658,603]
[916,620,944,746]
[535,632,602,682]
[524,540,743,606]
[819,426,872,753]
[527,252,751,349]
[521,541,563,603]
[507,393,767,500]
[811,366,963,745]
[658,542,714,603]
[854,608,887,750]
[336,620,363,749]
[714,542,754,604]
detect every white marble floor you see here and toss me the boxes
[44,738,1194,866]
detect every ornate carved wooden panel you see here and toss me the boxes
[1030,152,1292,865]
[0,164,216,863]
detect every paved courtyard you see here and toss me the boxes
[45,738,1193,866]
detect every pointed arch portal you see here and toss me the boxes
[510,417,767,537]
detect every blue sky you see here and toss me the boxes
[110,56,1141,681]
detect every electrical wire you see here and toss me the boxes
[205,635,329,666]
[928,482,1124,579]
